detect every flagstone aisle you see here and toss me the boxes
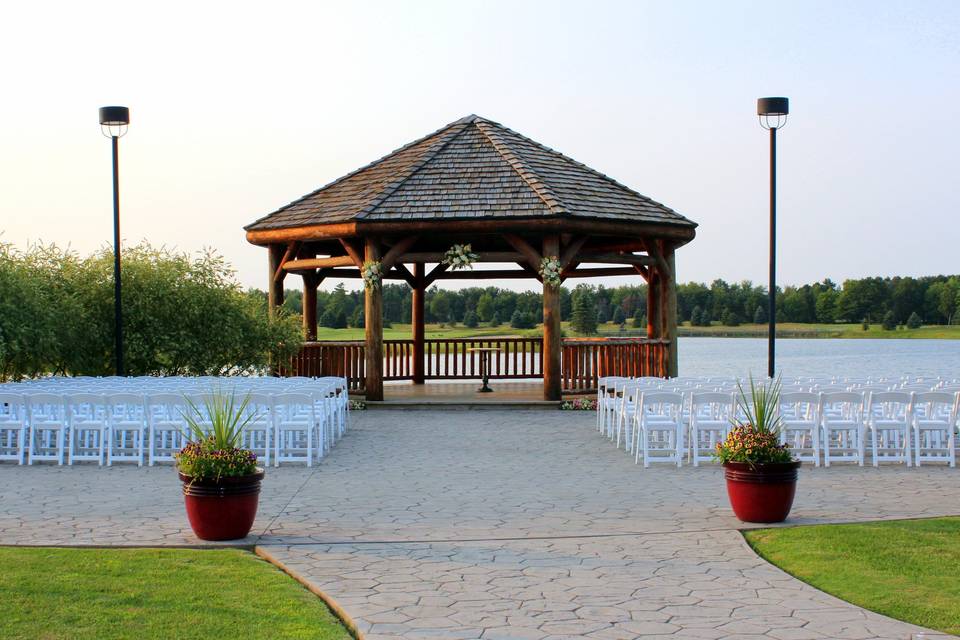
[1,410,956,639]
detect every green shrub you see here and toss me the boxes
[0,242,301,380]
[907,312,923,329]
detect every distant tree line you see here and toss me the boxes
[277,274,960,334]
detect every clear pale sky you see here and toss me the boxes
[2,0,958,293]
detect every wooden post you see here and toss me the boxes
[646,271,659,340]
[412,262,425,385]
[542,235,562,401]
[364,238,384,401]
[302,272,319,341]
[665,246,678,377]
[267,244,286,317]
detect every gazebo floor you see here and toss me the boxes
[362,380,562,408]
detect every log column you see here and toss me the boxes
[267,244,286,317]
[364,238,384,401]
[302,272,319,341]
[646,270,660,341]
[412,262,425,385]
[542,235,562,401]
[664,246,678,377]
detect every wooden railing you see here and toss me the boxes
[285,337,667,393]
[561,338,668,393]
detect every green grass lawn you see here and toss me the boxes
[745,517,960,636]
[0,547,351,640]
[310,321,960,341]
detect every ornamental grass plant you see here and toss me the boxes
[175,391,260,481]
[715,376,793,465]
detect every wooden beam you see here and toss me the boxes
[633,264,651,282]
[338,238,365,268]
[647,271,659,340]
[577,252,655,267]
[246,223,358,246]
[559,235,588,269]
[390,263,417,287]
[412,263,425,385]
[421,263,449,287]
[516,261,543,284]
[542,235,562,401]
[503,234,543,270]
[273,241,301,282]
[424,266,638,280]
[665,247,678,377]
[302,271,321,341]
[397,251,524,264]
[267,244,286,317]
[246,218,697,247]
[645,239,672,281]
[283,256,354,271]
[364,238,383,401]
[381,235,419,271]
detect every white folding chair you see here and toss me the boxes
[634,391,685,467]
[106,393,147,466]
[243,393,274,467]
[0,393,28,464]
[273,393,315,466]
[865,391,912,466]
[146,394,188,465]
[688,392,735,466]
[596,376,628,436]
[912,392,957,467]
[26,393,68,465]
[66,393,108,465]
[779,392,822,466]
[819,392,865,466]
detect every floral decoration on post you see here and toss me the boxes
[540,256,562,287]
[443,243,479,270]
[362,260,383,290]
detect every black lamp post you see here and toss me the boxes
[99,106,130,376]
[757,97,788,379]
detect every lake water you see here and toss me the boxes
[678,338,960,380]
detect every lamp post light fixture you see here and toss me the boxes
[757,97,788,379]
[99,106,130,376]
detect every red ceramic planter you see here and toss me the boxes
[179,469,265,541]
[722,461,800,523]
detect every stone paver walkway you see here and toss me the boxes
[2,410,956,638]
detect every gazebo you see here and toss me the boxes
[245,115,697,401]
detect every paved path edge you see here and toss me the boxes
[256,545,366,640]
[734,526,947,638]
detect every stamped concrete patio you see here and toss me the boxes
[2,409,957,639]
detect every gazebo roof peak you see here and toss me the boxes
[245,114,697,233]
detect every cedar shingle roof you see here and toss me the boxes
[245,115,696,231]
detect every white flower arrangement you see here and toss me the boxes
[540,256,562,287]
[443,244,479,270]
[362,260,383,290]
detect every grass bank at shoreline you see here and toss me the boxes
[308,322,960,341]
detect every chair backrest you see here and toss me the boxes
[912,392,959,423]
[690,391,735,407]
[866,391,912,420]
[106,393,146,420]
[819,392,865,420]
[25,393,67,417]
[272,393,315,416]
[640,391,684,409]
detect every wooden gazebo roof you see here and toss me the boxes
[245,114,697,244]
[249,114,697,398]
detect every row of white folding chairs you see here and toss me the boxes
[0,381,349,467]
[596,377,957,468]
[0,377,352,461]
